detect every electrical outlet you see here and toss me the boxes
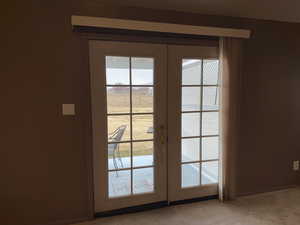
[293,160,299,171]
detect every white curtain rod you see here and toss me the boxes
[71,15,251,39]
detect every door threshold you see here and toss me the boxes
[169,195,218,205]
[95,201,168,217]
[94,195,218,218]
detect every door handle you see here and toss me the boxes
[158,125,166,145]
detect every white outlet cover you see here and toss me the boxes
[62,104,75,115]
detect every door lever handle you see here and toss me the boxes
[158,125,166,145]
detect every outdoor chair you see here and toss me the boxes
[108,125,127,173]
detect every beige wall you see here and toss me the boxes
[1,1,300,225]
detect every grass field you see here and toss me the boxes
[107,92,153,158]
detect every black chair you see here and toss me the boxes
[108,125,127,172]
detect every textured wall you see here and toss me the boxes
[1,1,300,225]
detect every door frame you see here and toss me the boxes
[88,40,221,214]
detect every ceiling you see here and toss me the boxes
[108,0,300,23]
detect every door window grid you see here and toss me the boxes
[181,59,219,188]
[105,56,155,198]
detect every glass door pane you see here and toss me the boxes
[106,56,155,198]
[180,59,220,189]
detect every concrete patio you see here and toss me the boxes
[108,156,218,197]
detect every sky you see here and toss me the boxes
[105,57,219,85]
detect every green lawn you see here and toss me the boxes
[107,92,153,158]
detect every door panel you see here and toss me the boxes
[168,45,220,202]
[89,41,167,212]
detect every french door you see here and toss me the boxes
[89,41,167,212]
[89,41,220,213]
[168,45,220,201]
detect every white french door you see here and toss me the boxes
[89,41,167,212]
[168,45,220,201]
[89,41,220,213]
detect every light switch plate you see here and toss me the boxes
[62,104,75,115]
[293,160,299,171]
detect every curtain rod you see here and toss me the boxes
[71,15,251,39]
